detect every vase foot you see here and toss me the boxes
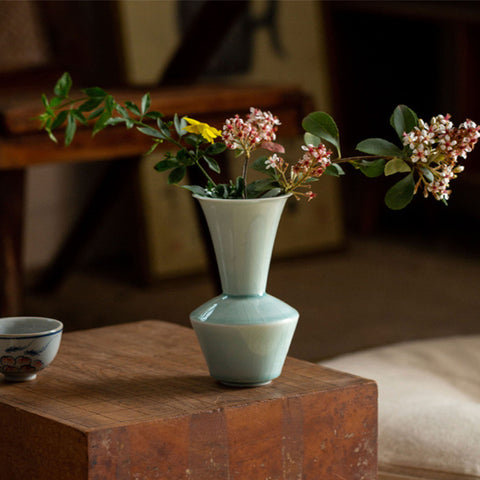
[220,379,272,388]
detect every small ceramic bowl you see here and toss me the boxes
[0,317,63,382]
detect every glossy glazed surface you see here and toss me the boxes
[0,317,63,381]
[191,196,298,386]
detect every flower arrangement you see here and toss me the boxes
[39,73,479,209]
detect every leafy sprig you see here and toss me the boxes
[300,105,427,209]
[39,73,478,207]
[38,72,226,187]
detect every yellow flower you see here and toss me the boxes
[183,117,221,144]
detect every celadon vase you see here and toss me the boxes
[190,194,299,387]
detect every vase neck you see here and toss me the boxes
[195,196,289,296]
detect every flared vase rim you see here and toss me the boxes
[192,193,292,203]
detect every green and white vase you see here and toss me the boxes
[190,194,299,387]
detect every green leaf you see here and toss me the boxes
[384,158,411,176]
[83,87,107,98]
[385,173,415,210]
[116,105,130,119]
[93,109,111,135]
[54,72,72,98]
[145,140,161,156]
[221,185,230,199]
[125,101,141,116]
[158,120,171,138]
[205,142,227,156]
[41,94,49,109]
[261,187,282,198]
[419,165,434,183]
[47,130,58,143]
[182,185,206,195]
[235,176,245,196]
[51,110,68,130]
[141,93,151,116]
[246,178,277,198]
[137,126,167,140]
[112,114,134,129]
[92,97,113,134]
[154,159,178,172]
[104,95,115,115]
[71,110,87,125]
[213,184,229,199]
[251,156,275,177]
[105,117,126,126]
[144,111,163,120]
[234,148,244,158]
[203,156,221,174]
[88,107,104,120]
[91,97,114,135]
[356,138,403,157]
[174,114,187,137]
[175,149,193,165]
[49,96,63,108]
[168,166,186,184]
[78,97,103,112]
[358,158,386,178]
[65,112,77,146]
[184,135,201,147]
[303,132,321,147]
[43,116,57,143]
[390,105,418,140]
[302,112,340,152]
[325,163,345,177]
[428,152,445,165]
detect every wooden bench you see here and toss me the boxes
[0,320,377,480]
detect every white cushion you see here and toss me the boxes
[320,336,480,480]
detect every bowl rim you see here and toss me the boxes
[0,317,63,339]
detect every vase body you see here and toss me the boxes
[190,194,299,386]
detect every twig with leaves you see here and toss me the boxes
[290,105,479,208]
[39,73,479,208]
[38,73,229,188]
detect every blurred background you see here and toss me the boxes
[1,0,480,362]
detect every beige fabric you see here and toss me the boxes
[320,336,480,479]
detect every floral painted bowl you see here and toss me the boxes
[0,317,63,382]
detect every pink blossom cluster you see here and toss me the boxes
[403,115,480,164]
[247,107,281,142]
[265,143,332,201]
[425,164,459,201]
[222,107,281,155]
[402,114,480,200]
[294,143,332,178]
